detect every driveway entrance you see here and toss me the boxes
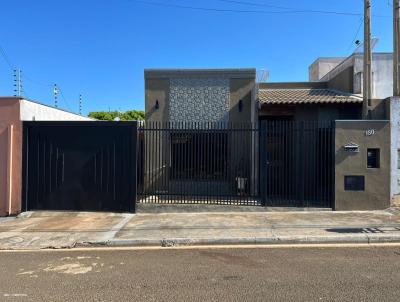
[22,122,137,212]
[260,120,335,208]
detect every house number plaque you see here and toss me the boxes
[365,129,375,136]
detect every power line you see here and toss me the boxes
[58,86,73,112]
[0,43,78,112]
[0,45,15,70]
[346,17,364,55]
[23,73,53,88]
[131,0,390,17]
[216,0,362,16]
[131,0,360,15]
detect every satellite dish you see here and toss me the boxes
[353,37,379,54]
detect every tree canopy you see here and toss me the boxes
[88,110,145,121]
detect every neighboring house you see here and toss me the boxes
[310,52,393,100]
[0,97,92,216]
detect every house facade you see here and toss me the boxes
[310,52,393,100]
[144,59,392,210]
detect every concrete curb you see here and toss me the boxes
[76,234,400,248]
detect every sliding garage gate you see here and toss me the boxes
[22,122,137,212]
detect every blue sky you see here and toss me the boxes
[0,0,393,115]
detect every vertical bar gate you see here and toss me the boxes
[260,120,335,208]
[137,122,260,206]
[137,121,334,208]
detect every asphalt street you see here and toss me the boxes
[0,245,399,302]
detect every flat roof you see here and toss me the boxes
[0,96,88,118]
[144,68,256,79]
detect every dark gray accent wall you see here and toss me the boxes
[229,78,254,123]
[335,120,391,210]
[369,98,389,120]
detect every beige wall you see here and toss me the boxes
[145,78,170,122]
[229,78,255,123]
[335,120,390,210]
[144,69,256,123]
[0,99,22,216]
[144,77,257,123]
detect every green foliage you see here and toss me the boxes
[88,110,145,121]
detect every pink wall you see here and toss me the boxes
[0,98,22,216]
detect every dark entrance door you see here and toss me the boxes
[260,120,334,208]
[22,122,137,212]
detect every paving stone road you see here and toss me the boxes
[0,245,400,301]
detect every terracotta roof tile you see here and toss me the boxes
[258,88,363,104]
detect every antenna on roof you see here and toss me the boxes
[256,69,269,107]
[257,69,269,83]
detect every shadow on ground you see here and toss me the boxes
[326,227,400,234]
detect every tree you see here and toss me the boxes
[88,110,145,121]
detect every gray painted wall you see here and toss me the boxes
[390,97,400,201]
[309,57,346,81]
[317,53,393,100]
[353,54,393,100]
[335,120,391,210]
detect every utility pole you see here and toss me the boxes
[79,94,82,115]
[394,0,400,96]
[363,0,373,119]
[53,84,58,108]
[13,69,22,97]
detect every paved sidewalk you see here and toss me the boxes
[0,209,400,249]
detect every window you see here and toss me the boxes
[344,176,365,191]
[367,148,380,168]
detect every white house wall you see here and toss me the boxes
[391,97,400,200]
[20,99,92,121]
[353,54,392,99]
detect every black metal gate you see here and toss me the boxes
[137,121,334,208]
[260,121,335,208]
[137,122,260,205]
[22,122,137,212]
